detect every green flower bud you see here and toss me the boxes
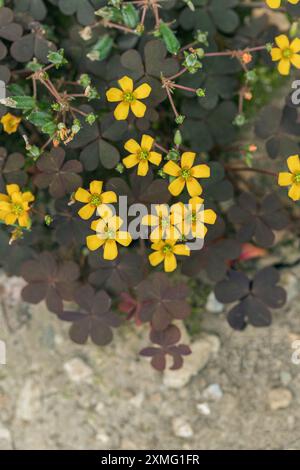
[233,114,247,127]
[44,215,53,226]
[174,130,182,146]
[196,88,206,97]
[175,115,185,124]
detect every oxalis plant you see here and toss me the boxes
[0,0,300,371]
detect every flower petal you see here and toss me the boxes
[124,138,140,154]
[78,204,95,220]
[115,231,132,246]
[291,38,300,53]
[134,83,151,99]
[190,164,210,178]
[137,159,149,176]
[123,154,139,169]
[203,209,217,224]
[75,187,90,203]
[186,177,203,197]
[288,183,300,201]
[287,154,300,174]
[168,177,185,196]
[181,152,196,169]
[148,151,162,166]
[149,251,164,267]
[266,0,281,8]
[103,239,118,260]
[86,235,105,251]
[173,244,190,256]
[271,48,282,61]
[278,58,291,75]
[89,180,103,194]
[22,192,35,203]
[141,134,154,151]
[106,87,123,102]
[0,194,9,202]
[5,213,17,225]
[101,191,117,204]
[278,172,294,186]
[18,213,30,228]
[108,215,123,231]
[141,214,159,226]
[163,161,181,177]
[6,184,20,195]
[291,53,300,68]
[164,253,177,272]
[97,204,114,221]
[131,100,146,118]
[114,101,130,120]
[275,34,290,50]
[118,76,133,92]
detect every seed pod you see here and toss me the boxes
[159,23,180,55]
[121,4,139,28]
[87,35,113,62]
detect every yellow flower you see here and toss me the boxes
[142,204,182,241]
[266,0,299,9]
[0,113,21,134]
[163,152,210,197]
[74,180,117,220]
[123,134,162,176]
[172,197,217,238]
[106,76,151,120]
[0,184,34,228]
[86,206,132,260]
[271,35,300,75]
[149,238,190,273]
[278,154,300,201]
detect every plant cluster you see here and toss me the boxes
[0,0,300,370]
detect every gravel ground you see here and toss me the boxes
[1,266,300,450]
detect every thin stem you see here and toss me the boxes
[165,86,179,118]
[167,67,187,81]
[225,166,277,177]
[154,142,168,154]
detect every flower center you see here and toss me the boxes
[104,227,116,239]
[283,48,292,59]
[123,91,135,103]
[89,193,102,207]
[163,243,173,254]
[181,168,191,179]
[294,173,300,184]
[161,216,170,228]
[12,203,23,216]
[139,149,149,160]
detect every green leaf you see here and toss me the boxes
[47,48,68,68]
[12,96,36,111]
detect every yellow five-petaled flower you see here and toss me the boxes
[106,76,151,120]
[171,197,217,239]
[0,184,34,228]
[123,135,162,176]
[271,34,300,75]
[266,0,299,9]
[86,205,132,260]
[149,238,190,273]
[142,204,181,241]
[0,113,21,134]
[163,152,210,197]
[74,180,117,220]
[278,154,300,201]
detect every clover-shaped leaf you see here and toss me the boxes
[10,31,56,63]
[13,0,47,21]
[228,192,289,248]
[34,147,83,198]
[135,273,191,331]
[140,324,191,371]
[53,199,90,246]
[88,251,143,292]
[215,267,286,330]
[21,252,79,313]
[0,147,27,192]
[58,284,121,345]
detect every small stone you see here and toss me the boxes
[16,379,41,422]
[163,334,220,389]
[206,292,224,313]
[0,424,12,450]
[202,384,223,401]
[268,388,292,411]
[172,417,194,439]
[280,371,292,386]
[64,358,93,383]
[129,392,144,408]
[282,272,298,303]
[95,402,105,414]
[196,403,211,416]
[96,432,109,444]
